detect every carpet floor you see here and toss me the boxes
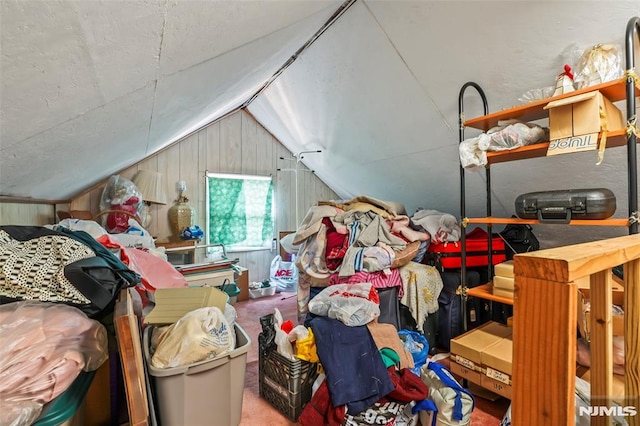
[234,293,510,425]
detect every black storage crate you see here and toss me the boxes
[258,343,319,422]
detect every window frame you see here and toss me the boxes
[205,172,275,253]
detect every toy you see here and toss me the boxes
[552,64,575,97]
[181,225,204,240]
[99,175,144,233]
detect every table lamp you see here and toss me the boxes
[168,180,195,240]
[132,170,167,228]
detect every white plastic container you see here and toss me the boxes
[249,284,276,299]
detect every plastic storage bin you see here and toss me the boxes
[221,282,241,304]
[259,344,319,422]
[143,323,251,426]
[249,284,276,299]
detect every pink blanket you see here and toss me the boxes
[0,302,108,425]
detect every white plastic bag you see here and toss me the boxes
[460,120,548,171]
[270,255,298,292]
[459,134,489,170]
[273,308,296,360]
[500,375,631,426]
[484,121,547,151]
[573,43,624,89]
[308,283,380,326]
[151,306,235,368]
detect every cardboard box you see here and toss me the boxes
[578,288,624,341]
[481,374,512,400]
[494,260,514,278]
[450,321,512,385]
[144,286,228,325]
[480,336,513,399]
[450,358,482,384]
[492,286,514,300]
[493,275,514,290]
[544,91,624,156]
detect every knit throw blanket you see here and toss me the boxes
[0,230,95,304]
[399,261,444,333]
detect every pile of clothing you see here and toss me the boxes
[293,196,450,324]
[293,198,452,338]
[285,196,454,425]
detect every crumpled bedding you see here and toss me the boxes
[0,301,108,426]
[410,209,461,244]
[96,234,188,292]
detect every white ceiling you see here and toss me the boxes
[0,0,341,197]
[1,0,639,245]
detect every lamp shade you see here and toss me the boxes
[132,170,167,205]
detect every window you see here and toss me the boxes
[206,173,274,251]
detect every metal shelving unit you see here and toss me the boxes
[457,16,640,333]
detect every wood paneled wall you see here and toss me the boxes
[0,202,54,226]
[7,109,338,282]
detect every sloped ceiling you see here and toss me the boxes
[248,0,640,245]
[0,0,342,198]
[1,0,639,245]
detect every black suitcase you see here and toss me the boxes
[515,188,616,223]
[436,270,489,351]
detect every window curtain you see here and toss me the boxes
[207,175,273,248]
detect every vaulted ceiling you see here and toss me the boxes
[1,1,639,245]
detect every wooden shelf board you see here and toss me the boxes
[484,129,633,165]
[467,282,514,305]
[464,78,640,131]
[464,217,630,227]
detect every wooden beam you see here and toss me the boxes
[114,289,149,426]
[515,234,640,283]
[589,270,613,426]
[512,276,577,425]
[625,259,640,426]
[512,236,640,425]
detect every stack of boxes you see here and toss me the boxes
[450,321,513,399]
[492,260,514,299]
